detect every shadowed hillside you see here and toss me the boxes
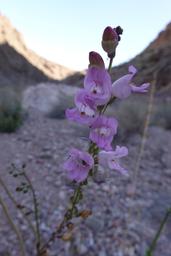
[0,15,74,88]
[110,22,171,93]
[0,43,51,89]
[62,22,171,95]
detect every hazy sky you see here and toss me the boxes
[0,0,171,70]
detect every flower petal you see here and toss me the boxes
[99,146,128,175]
[131,83,150,93]
[74,169,90,182]
[128,65,137,75]
[63,148,94,183]
[108,159,128,175]
[65,108,95,125]
[75,89,96,111]
[84,67,112,105]
[90,116,118,150]
[112,65,138,99]
[112,74,132,99]
[99,150,112,166]
[112,146,128,158]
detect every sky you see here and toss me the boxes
[0,0,171,71]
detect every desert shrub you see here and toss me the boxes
[47,92,74,119]
[151,101,171,129]
[0,88,23,133]
[109,97,148,141]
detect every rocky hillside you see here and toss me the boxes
[0,109,171,256]
[62,22,171,94]
[110,22,171,93]
[0,15,74,89]
[1,14,171,94]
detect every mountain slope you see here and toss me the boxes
[0,15,74,88]
[110,22,171,92]
[62,22,171,94]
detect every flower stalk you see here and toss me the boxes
[39,184,83,254]
[145,208,171,256]
[108,56,114,72]
[0,195,26,256]
[40,24,150,254]
[0,174,36,236]
[22,171,41,255]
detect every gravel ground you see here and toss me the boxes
[0,109,171,256]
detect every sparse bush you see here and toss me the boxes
[47,92,74,119]
[152,101,171,129]
[107,97,171,142]
[0,88,23,132]
[110,97,148,140]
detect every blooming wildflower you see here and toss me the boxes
[63,148,94,182]
[112,65,150,99]
[89,51,105,68]
[89,116,118,150]
[99,146,128,175]
[102,26,119,55]
[84,66,112,105]
[66,89,97,125]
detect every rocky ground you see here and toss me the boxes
[0,109,171,256]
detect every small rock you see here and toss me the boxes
[86,216,105,233]
[78,244,88,254]
[99,250,107,256]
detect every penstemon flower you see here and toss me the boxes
[63,148,94,182]
[4,21,158,256]
[99,146,128,175]
[89,115,118,150]
[102,26,119,56]
[89,51,105,68]
[84,66,112,105]
[112,65,150,99]
[60,25,150,243]
[66,89,97,125]
[39,24,151,253]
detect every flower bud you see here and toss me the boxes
[115,26,123,41]
[67,222,74,231]
[39,249,48,256]
[101,26,118,55]
[89,51,105,68]
[79,209,92,218]
[62,232,72,241]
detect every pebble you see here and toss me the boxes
[0,110,171,256]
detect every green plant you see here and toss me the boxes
[0,88,23,133]
[151,101,171,129]
[146,208,171,256]
[47,92,74,119]
[110,97,148,140]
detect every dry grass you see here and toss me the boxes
[0,88,23,132]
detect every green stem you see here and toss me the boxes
[0,175,36,237]
[108,56,114,72]
[145,208,171,256]
[40,55,115,253]
[70,184,82,216]
[23,172,41,255]
[0,195,26,256]
[99,56,115,114]
[40,184,82,254]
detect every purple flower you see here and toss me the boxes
[99,146,128,175]
[89,51,105,68]
[63,148,94,182]
[112,65,150,99]
[84,67,112,105]
[102,26,119,55]
[66,89,97,125]
[89,116,118,150]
